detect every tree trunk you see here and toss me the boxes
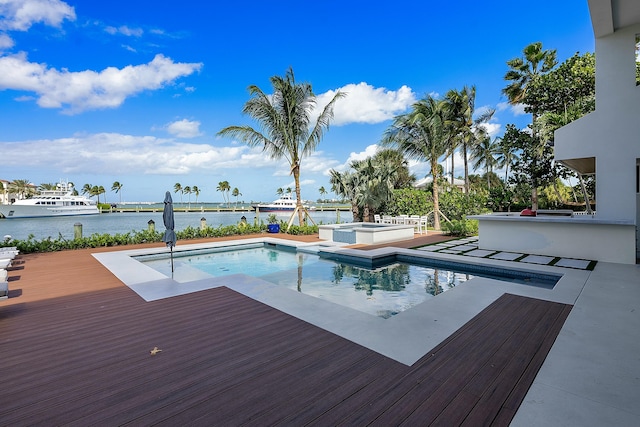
[463,142,470,194]
[351,203,359,222]
[450,151,455,186]
[363,205,370,223]
[432,159,441,230]
[293,166,304,225]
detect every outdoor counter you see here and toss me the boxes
[468,213,636,264]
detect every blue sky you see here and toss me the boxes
[0,0,595,203]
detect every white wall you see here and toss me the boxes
[554,23,640,223]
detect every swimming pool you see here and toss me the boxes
[136,243,559,319]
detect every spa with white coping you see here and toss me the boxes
[318,222,415,245]
[469,213,636,264]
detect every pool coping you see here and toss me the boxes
[93,237,591,366]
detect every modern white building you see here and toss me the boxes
[472,0,640,264]
[554,0,640,262]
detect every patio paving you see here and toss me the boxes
[490,252,524,261]
[520,255,557,265]
[416,237,595,271]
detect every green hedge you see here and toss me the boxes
[0,221,319,254]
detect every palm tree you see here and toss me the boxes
[318,186,327,201]
[276,187,284,197]
[39,183,56,191]
[82,183,92,199]
[218,67,345,227]
[111,181,123,204]
[495,136,519,183]
[471,135,501,189]
[382,95,448,230]
[192,185,200,204]
[444,86,495,194]
[174,183,183,205]
[503,42,557,210]
[217,181,231,207]
[92,185,106,204]
[183,186,192,207]
[330,156,399,222]
[503,42,557,115]
[232,187,242,206]
[9,179,34,200]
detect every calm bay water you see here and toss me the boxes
[0,209,347,242]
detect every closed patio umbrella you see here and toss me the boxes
[161,191,177,272]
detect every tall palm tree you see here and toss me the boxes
[93,185,106,204]
[444,85,495,194]
[382,95,448,230]
[318,186,327,201]
[503,42,557,116]
[503,42,557,210]
[232,187,242,206]
[82,183,92,199]
[495,136,519,183]
[216,181,231,207]
[276,187,284,197]
[192,185,200,204]
[218,67,345,227]
[111,181,123,204]
[471,135,501,189]
[330,169,359,220]
[183,186,191,207]
[174,183,183,205]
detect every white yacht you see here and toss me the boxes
[251,194,315,212]
[0,181,99,219]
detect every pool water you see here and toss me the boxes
[139,245,473,319]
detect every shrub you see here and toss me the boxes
[441,219,479,236]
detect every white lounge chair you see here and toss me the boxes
[0,259,12,270]
[0,250,18,259]
[0,280,8,300]
[1,269,7,282]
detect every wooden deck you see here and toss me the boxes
[0,234,572,426]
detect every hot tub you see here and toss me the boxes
[318,222,415,245]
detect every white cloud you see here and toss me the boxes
[315,83,416,126]
[0,33,14,49]
[327,144,380,174]
[166,119,202,138]
[475,122,501,138]
[497,100,527,116]
[0,0,75,31]
[0,132,286,175]
[0,52,203,114]
[105,25,144,37]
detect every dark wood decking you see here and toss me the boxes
[0,235,571,426]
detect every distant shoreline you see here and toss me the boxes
[101,205,351,214]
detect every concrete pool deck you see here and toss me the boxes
[90,234,640,425]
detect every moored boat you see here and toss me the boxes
[251,194,315,212]
[0,181,99,219]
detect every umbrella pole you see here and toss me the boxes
[170,246,174,273]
